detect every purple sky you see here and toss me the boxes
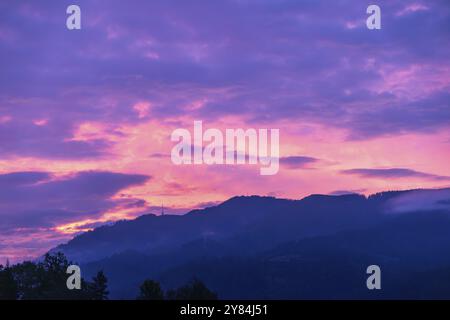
[0,0,449,263]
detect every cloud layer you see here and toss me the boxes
[0,171,150,262]
[1,1,449,160]
[341,168,450,181]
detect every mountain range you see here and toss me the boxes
[50,188,450,299]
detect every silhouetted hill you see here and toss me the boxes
[53,192,383,263]
[157,210,450,299]
[49,188,450,298]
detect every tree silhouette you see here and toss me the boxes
[89,270,109,300]
[40,252,73,299]
[0,264,18,300]
[1,253,218,300]
[166,278,218,300]
[137,279,164,300]
[0,252,108,300]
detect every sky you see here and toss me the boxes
[0,0,449,263]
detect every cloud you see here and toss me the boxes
[194,200,222,209]
[345,91,450,139]
[0,171,51,187]
[341,168,450,181]
[396,3,429,17]
[0,0,448,162]
[328,189,366,196]
[280,156,318,169]
[149,153,170,159]
[0,170,152,263]
[386,188,450,213]
[0,170,151,231]
[0,119,113,159]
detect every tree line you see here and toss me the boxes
[0,252,217,300]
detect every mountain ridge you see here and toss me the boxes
[46,187,450,298]
[51,188,450,263]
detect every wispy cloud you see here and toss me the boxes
[280,156,319,169]
[386,188,450,213]
[341,168,450,181]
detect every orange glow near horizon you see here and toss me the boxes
[1,115,449,240]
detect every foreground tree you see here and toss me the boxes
[137,279,164,300]
[166,278,218,300]
[88,271,109,300]
[0,265,18,300]
[0,252,109,300]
